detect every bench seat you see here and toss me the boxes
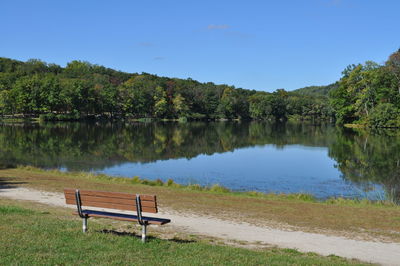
[75,210,171,225]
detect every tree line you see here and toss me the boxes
[0,57,331,121]
[1,49,399,127]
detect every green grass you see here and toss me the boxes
[0,205,35,214]
[0,201,365,265]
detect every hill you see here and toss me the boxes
[293,83,338,97]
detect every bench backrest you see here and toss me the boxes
[64,188,158,213]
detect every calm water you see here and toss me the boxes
[0,121,399,201]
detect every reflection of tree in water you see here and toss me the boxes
[0,121,399,202]
[0,121,333,171]
[328,128,400,203]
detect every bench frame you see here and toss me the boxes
[72,189,168,242]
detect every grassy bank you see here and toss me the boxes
[0,199,365,265]
[1,167,400,242]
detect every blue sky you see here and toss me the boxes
[1,0,399,91]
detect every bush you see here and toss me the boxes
[178,117,188,122]
[154,178,164,186]
[166,179,175,186]
[209,184,231,193]
[39,113,57,121]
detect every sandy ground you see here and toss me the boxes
[1,187,400,265]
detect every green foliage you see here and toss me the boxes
[249,92,273,119]
[329,49,400,127]
[172,93,189,117]
[0,57,331,122]
[368,103,400,128]
[153,86,169,118]
[293,83,339,96]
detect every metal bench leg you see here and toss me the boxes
[141,224,147,243]
[82,217,88,233]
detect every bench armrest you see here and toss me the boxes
[135,194,147,225]
[75,189,87,218]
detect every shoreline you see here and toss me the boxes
[17,166,396,207]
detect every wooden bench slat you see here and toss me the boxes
[64,188,156,202]
[64,193,157,208]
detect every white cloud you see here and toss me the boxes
[207,24,230,30]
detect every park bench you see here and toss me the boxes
[64,188,171,242]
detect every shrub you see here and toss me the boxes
[166,179,175,186]
[209,184,231,193]
[39,113,56,121]
[131,176,141,184]
[154,178,164,186]
[178,117,188,122]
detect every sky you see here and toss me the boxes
[1,0,399,92]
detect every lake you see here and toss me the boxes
[0,121,399,201]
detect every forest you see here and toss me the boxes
[0,57,330,122]
[0,48,399,127]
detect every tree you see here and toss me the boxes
[64,60,93,78]
[41,74,62,112]
[153,86,168,118]
[386,49,400,94]
[118,77,153,117]
[368,103,400,128]
[172,93,189,118]
[217,87,236,119]
[249,92,272,119]
[100,85,119,117]
[270,89,288,121]
[13,75,46,114]
[0,90,17,115]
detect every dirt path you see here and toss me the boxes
[1,187,400,265]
